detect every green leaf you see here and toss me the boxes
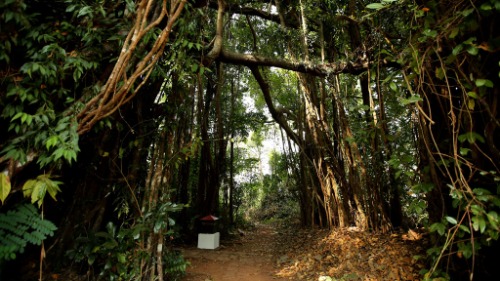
[472,215,487,233]
[45,180,62,202]
[475,79,493,88]
[11,112,23,121]
[430,222,446,236]
[458,132,485,144]
[473,188,491,196]
[0,173,11,205]
[45,135,59,150]
[460,147,471,156]
[52,148,65,160]
[470,204,484,215]
[452,44,463,55]
[445,216,457,225]
[30,181,46,207]
[467,46,478,56]
[435,67,445,79]
[480,3,492,10]
[20,113,27,124]
[487,211,499,230]
[463,37,477,45]
[449,28,459,39]
[458,242,473,259]
[400,95,423,105]
[77,6,93,18]
[191,63,198,73]
[117,253,126,263]
[467,98,475,110]
[422,29,438,38]
[22,175,62,207]
[467,91,478,99]
[459,224,471,234]
[22,179,37,198]
[366,3,385,10]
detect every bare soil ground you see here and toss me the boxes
[181,223,426,281]
[182,224,286,281]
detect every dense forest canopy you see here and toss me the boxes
[0,0,499,280]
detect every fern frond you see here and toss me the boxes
[0,203,57,262]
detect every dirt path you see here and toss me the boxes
[182,224,287,281]
[181,223,426,281]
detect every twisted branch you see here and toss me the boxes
[77,0,187,135]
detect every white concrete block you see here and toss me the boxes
[197,232,220,249]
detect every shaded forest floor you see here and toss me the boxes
[182,223,427,281]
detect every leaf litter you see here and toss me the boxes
[182,223,427,281]
[272,224,426,280]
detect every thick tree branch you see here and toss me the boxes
[207,0,299,28]
[203,0,226,65]
[220,49,381,76]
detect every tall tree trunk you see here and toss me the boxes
[331,74,369,230]
[298,73,350,228]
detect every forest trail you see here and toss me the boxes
[182,223,286,281]
[181,223,426,281]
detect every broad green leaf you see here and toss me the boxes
[475,79,493,88]
[472,216,480,232]
[479,217,487,233]
[460,147,471,156]
[480,3,492,10]
[30,181,47,207]
[445,216,457,225]
[467,46,478,55]
[23,179,37,198]
[0,173,11,205]
[459,224,471,234]
[467,91,478,99]
[366,3,385,10]
[77,6,93,18]
[11,112,23,121]
[117,253,126,264]
[452,44,463,55]
[470,204,484,215]
[463,37,477,45]
[400,95,423,105]
[473,188,491,196]
[22,175,61,207]
[487,211,499,229]
[430,222,446,236]
[458,242,473,259]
